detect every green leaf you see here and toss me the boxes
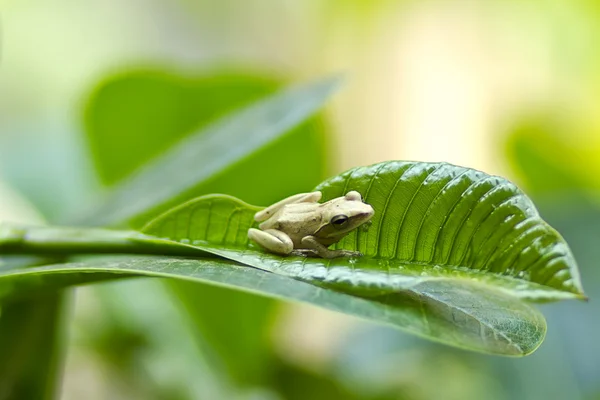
[80,75,337,227]
[0,256,546,356]
[142,161,585,301]
[0,160,582,353]
[84,71,281,186]
[83,69,329,208]
[131,160,588,355]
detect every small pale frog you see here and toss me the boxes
[248,190,374,258]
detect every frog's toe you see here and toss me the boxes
[330,250,363,258]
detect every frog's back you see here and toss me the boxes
[259,203,323,242]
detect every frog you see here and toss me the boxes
[247,190,374,258]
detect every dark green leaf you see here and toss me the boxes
[0,160,583,354]
[133,160,588,354]
[0,256,546,356]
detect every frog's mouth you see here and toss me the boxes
[351,211,374,227]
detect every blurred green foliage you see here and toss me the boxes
[84,71,281,186]
[0,72,597,399]
[1,0,600,399]
[168,281,277,386]
[499,117,600,399]
[505,116,600,197]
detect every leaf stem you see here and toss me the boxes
[0,223,210,257]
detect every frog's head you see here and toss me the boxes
[317,191,374,238]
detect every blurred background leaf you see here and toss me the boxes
[84,71,280,186]
[0,294,67,400]
[505,115,600,198]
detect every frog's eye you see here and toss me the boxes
[331,214,349,228]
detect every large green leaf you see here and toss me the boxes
[142,161,584,301]
[0,161,583,354]
[80,75,336,228]
[0,256,546,356]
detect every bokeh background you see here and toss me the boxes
[1,1,599,399]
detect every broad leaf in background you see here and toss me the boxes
[85,71,279,186]
[80,71,333,388]
[0,256,546,356]
[81,71,335,228]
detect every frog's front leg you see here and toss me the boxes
[248,228,294,255]
[300,236,362,259]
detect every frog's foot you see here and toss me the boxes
[248,228,293,256]
[329,250,363,258]
[300,236,363,259]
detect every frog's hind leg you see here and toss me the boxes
[254,191,322,222]
[248,228,294,255]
